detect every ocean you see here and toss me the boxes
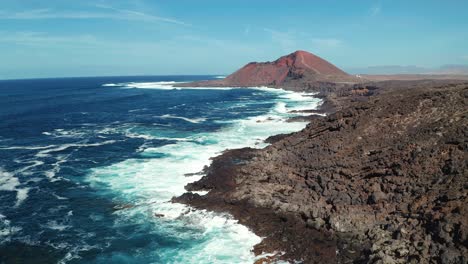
[0,76,320,264]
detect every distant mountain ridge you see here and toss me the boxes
[348,64,468,75]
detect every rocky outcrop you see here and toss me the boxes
[175,80,468,263]
[179,51,361,89]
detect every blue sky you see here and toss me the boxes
[1,0,467,79]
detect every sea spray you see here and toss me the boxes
[0,76,320,263]
[86,82,320,263]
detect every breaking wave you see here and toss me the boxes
[0,77,321,263]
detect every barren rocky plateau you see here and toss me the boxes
[175,79,468,264]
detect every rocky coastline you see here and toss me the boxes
[174,79,468,263]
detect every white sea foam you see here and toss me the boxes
[103,81,182,90]
[52,193,69,200]
[42,220,71,231]
[0,168,29,207]
[57,244,101,264]
[125,81,180,89]
[15,188,30,206]
[102,81,234,90]
[128,108,148,113]
[1,137,116,156]
[0,170,20,191]
[43,154,71,180]
[42,128,87,138]
[15,160,44,174]
[275,90,321,114]
[85,87,320,263]
[0,145,55,150]
[36,140,117,158]
[125,132,189,142]
[160,114,207,124]
[273,101,288,114]
[124,133,158,140]
[0,214,22,239]
[3,140,118,185]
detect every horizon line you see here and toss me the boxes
[0,74,228,82]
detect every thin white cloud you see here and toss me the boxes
[461,55,468,60]
[370,5,381,16]
[0,31,99,46]
[93,4,189,26]
[0,31,257,59]
[0,6,189,26]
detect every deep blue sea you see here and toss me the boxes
[0,76,320,264]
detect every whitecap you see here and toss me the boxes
[128,108,148,113]
[0,145,55,150]
[127,133,189,142]
[103,81,234,90]
[160,114,206,124]
[0,168,29,207]
[15,160,45,174]
[273,101,288,114]
[0,214,22,239]
[103,81,181,90]
[42,220,71,231]
[15,188,30,207]
[42,128,87,138]
[0,171,20,192]
[84,86,321,262]
[52,193,69,200]
[36,140,117,158]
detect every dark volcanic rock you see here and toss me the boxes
[286,114,322,123]
[176,80,468,263]
[264,133,293,144]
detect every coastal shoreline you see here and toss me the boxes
[174,79,468,263]
[172,86,344,263]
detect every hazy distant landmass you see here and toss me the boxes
[348,64,468,75]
